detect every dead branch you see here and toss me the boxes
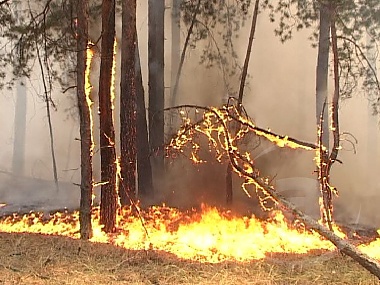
[164,104,318,150]
[165,101,380,279]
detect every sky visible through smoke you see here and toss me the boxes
[0,3,379,227]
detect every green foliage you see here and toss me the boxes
[0,0,102,91]
[180,0,252,95]
[261,0,380,104]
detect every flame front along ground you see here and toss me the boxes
[3,205,378,264]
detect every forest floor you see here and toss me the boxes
[0,232,379,285]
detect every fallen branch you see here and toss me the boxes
[165,103,380,279]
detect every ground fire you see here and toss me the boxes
[0,205,379,264]
[1,103,380,270]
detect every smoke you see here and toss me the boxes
[1,3,380,229]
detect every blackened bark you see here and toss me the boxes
[77,0,93,239]
[316,4,330,149]
[136,37,154,197]
[148,0,165,172]
[316,3,331,226]
[119,0,137,206]
[99,0,117,233]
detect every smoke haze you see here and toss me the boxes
[0,3,379,228]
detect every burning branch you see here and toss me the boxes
[165,103,380,279]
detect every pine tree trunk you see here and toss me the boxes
[226,0,260,205]
[316,4,330,148]
[12,78,26,176]
[136,37,154,197]
[148,0,165,174]
[77,0,93,239]
[99,0,117,233]
[119,0,137,206]
[315,3,332,225]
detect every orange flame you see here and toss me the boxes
[0,205,360,263]
[85,43,94,152]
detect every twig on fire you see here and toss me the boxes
[164,104,318,151]
[165,102,380,279]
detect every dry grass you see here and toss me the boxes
[0,232,379,285]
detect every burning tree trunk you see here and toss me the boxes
[136,36,154,197]
[316,3,330,148]
[315,3,332,226]
[148,0,165,174]
[226,0,260,205]
[98,0,117,233]
[76,0,93,240]
[119,0,137,206]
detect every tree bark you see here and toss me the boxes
[119,0,137,206]
[148,0,165,174]
[316,4,330,148]
[315,3,331,226]
[170,0,201,108]
[99,0,117,233]
[170,0,181,107]
[226,0,260,205]
[76,0,93,239]
[136,36,154,197]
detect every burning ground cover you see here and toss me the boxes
[1,103,380,281]
[0,205,380,262]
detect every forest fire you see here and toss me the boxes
[0,204,354,263]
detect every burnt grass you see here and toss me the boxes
[0,232,379,285]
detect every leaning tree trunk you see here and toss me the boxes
[77,0,93,240]
[148,0,165,175]
[226,0,260,205]
[119,0,137,206]
[99,0,117,233]
[136,35,154,197]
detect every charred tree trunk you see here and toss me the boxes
[316,4,330,147]
[136,36,154,197]
[99,0,117,233]
[316,3,331,225]
[77,0,93,240]
[226,0,260,205]
[148,0,165,174]
[119,0,137,206]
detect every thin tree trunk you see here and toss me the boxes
[226,0,260,205]
[148,0,165,174]
[119,0,137,206]
[12,78,26,176]
[34,38,59,192]
[316,4,330,148]
[320,8,340,230]
[237,0,260,105]
[77,0,93,240]
[170,0,201,108]
[315,3,331,225]
[170,0,181,107]
[136,35,154,197]
[99,0,117,233]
